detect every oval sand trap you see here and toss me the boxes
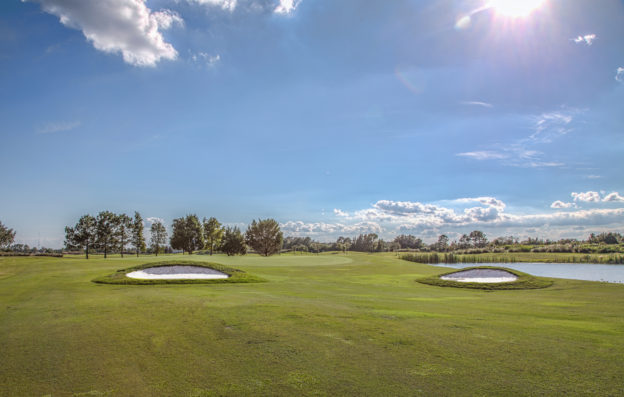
[440,268,517,283]
[126,265,230,280]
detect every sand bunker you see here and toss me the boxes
[126,265,230,280]
[440,268,517,283]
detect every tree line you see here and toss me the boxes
[64,212,284,259]
[284,230,624,254]
[64,211,146,259]
[2,215,623,257]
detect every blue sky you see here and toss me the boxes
[1,0,623,247]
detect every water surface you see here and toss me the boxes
[434,263,624,284]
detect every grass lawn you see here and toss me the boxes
[1,252,623,396]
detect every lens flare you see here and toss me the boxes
[488,0,545,17]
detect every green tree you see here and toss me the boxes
[203,217,224,255]
[64,215,96,259]
[116,213,132,258]
[352,233,378,253]
[245,219,283,256]
[436,234,449,252]
[458,234,470,249]
[221,226,247,256]
[335,236,352,254]
[131,211,146,257]
[150,220,167,256]
[170,214,204,254]
[96,211,117,258]
[0,221,16,250]
[469,230,488,248]
[393,234,423,249]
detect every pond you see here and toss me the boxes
[433,263,624,284]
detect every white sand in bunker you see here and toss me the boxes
[440,268,518,283]
[126,265,230,280]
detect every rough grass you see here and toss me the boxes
[92,260,265,285]
[416,266,554,290]
[1,253,623,396]
[402,251,624,264]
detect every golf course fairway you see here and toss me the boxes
[1,253,623,396]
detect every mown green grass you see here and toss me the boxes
[417,266,553,290]
[1,253,623,396]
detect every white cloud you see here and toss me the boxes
[616,67,624,83]
[36,120,80,134]
[460,101,493,108]
[185,0,300,14]
[530,111,573,143]
[603,192,624,202]
[274,0,301,14]
[550,200,575,209]
[146,217,165,225]
[280,221,381,236]
[152,9,184,29]
[25,0,181,67]
[295,196,624,241]
[455,197,506,210]
[458,109,579,168]
[572,34,596,45]
[186,0,237,12]
[571,191,601,203]
[333,209,349,217]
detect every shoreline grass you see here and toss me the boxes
[402,252,624,264]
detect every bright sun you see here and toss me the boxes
[489,0,545,17]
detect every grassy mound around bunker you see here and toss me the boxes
[92,260,265,285]
[417,266,553,290]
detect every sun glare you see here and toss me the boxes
[489,0,545,17]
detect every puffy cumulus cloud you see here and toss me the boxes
[550,190,624,206]
[572,34,596,45]
[146,217,165,225]
[334,198,508,228]
[603,192,624,202]
[373,200,444,215]
[319,196,624,240]
[25,0,181,67]
[550,200,575,209]
[333,208,348,217]
[571,191,601,202]
[280,221,381,236]
[455,197,506,210]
